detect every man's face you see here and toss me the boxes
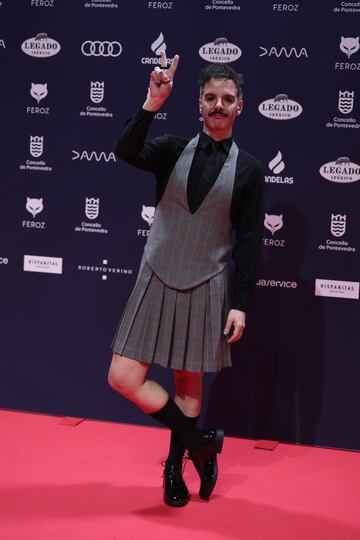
[199,78,243,135]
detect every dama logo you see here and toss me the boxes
[71,150,116,163]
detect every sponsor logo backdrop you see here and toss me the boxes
[0,0,359,450]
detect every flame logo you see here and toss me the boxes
[151,32,166,56]
[268,151,285,174]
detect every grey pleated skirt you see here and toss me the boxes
[111,254,232,372]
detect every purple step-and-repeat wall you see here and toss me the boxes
[0,0,359,450]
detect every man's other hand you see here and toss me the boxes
[223,309,246,343]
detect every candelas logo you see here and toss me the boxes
[199,37,241,63]
[319,156,360,184]
[21,33,61,58]
[258,94,303,120]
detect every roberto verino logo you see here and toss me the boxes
[77,259,132,280]
[259,94,303,120]
[199,37,241,63]
[320,157,360,183]
[21,33,61,58]
[81,41,122,57]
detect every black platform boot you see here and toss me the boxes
[189,429,224,500]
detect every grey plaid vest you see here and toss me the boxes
[145,134,238,289]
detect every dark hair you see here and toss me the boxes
[198,63,245,99]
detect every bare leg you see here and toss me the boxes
[108,353,169,413]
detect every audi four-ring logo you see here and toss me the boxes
[81,41,122,57]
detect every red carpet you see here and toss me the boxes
[0,409,359,540]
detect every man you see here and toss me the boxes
[108,52,264,507]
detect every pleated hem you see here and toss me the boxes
[111,254,232,373]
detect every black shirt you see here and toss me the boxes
[115,108,264,311]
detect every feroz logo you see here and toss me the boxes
[338,90,354,114]
[315,279,359,300]
[319,157,360,183]
[264,214,283,235]
[199,37,242,63]
[30,136,44,157]
[258,94,303,120]
[72,150,116,162]
[90,81,104,103]
[259,46,308,58]
[24,255,63,275]
[21,33,61,58]
[81,41,122,57]
[141,205,155,226]
[26,197,43,218]
[30,83,48,104]
[151,32,166,56]
[330,214,346,237]
[339,36,359,59]
[268,151,285,174]
[85,197,99,220]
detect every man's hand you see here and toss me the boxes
[223,309,246,343]
[143,50,179,112]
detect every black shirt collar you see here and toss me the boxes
[198,131,233,154]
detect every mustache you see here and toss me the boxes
[209,111,228,117]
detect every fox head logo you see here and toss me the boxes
[264,214,283,235]
[141,205,155,227]
[340,36,359,59]
[26,197,43,218]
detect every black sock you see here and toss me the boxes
[165,415,199,468]
[149,398,203,451]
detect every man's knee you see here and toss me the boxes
[108,353,147,397]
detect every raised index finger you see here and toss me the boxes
[167,54,179,78]
[160,50,167,69]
